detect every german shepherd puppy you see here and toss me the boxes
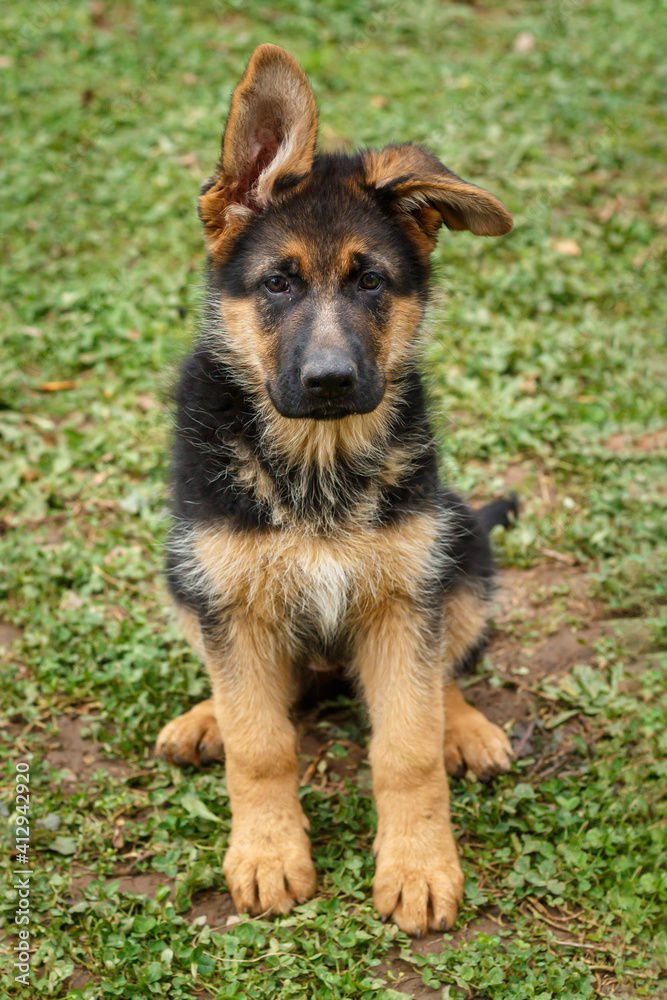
[157,44,515,937]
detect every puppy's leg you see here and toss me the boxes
[211,614,315,916]
[444,683,512,780]
[441,588,512,780]
[156,699,224,768]
[163,609,315,915]
[355,601,464,937]
[156,606,224,767]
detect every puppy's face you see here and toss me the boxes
[199,45,512,421]
[213,160,430,420]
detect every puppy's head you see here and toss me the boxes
[200,44,512,420]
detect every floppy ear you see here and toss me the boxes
[199,44,318,260]
[364,144,512,254]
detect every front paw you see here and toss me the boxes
[373,830,464,936]
[223,809,316,916]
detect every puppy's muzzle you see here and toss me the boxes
[300,351,359,400]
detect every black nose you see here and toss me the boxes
[301,354,358,398]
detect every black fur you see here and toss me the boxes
[168,144,516,677]
[477,494,520,533]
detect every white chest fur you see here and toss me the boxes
[187,511,445,637]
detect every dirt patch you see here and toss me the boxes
[474,564,609,722]
[604,427,667,453]
[377,906,655,1000]
[69,862,174,902]
[185,887,237,929]
[46,715,132,784]
[300,726,369,789]
[0,622,22,649]
[446,563,613,785]
[375,914,506,998]
[66,968,95,992]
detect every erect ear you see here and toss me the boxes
[364,144,512,255]
[199,44,318,260]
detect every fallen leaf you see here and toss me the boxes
[550,238,581,256]
[36,813,61,831]
[180,793,220,824]
[61,591,84,611]
[39,381,77,391]
[50,835,78,855]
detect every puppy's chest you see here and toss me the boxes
[193,513,441,637]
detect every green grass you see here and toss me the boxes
[1,0,666,997]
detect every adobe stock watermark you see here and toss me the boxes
[11,761,32,987]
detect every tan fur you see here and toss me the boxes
[156,696,223,767]
[377,444,417,487]
[382,295,424,373]
[221,45,317,204]
[211,288,423,472]
[257,390,397,471]
[227,441,279,511]
[207,612,315,915]
[354,599,464,934]
[363,145,513,248]
[174,604,205,657]
[186,509,445,634]
[438,592,513,777]
[218,294,277,380]
[189,379,426,532]
[198,188,254,262]
[157,587,509,927]
[443,682,513,779]
[199,44,318,262]
[158,638,314,917]
[442,588,488,666]
[228,236,400,291]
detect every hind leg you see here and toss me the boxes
[156,699,224,767]
[442,588,513,780]
[155,606,225,767]
[444,683,512,779]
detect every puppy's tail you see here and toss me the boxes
[476,493,520,534]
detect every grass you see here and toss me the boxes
[1,0,666,997]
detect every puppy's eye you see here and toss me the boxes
[265,275,290,294]
[358,271,383,291]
